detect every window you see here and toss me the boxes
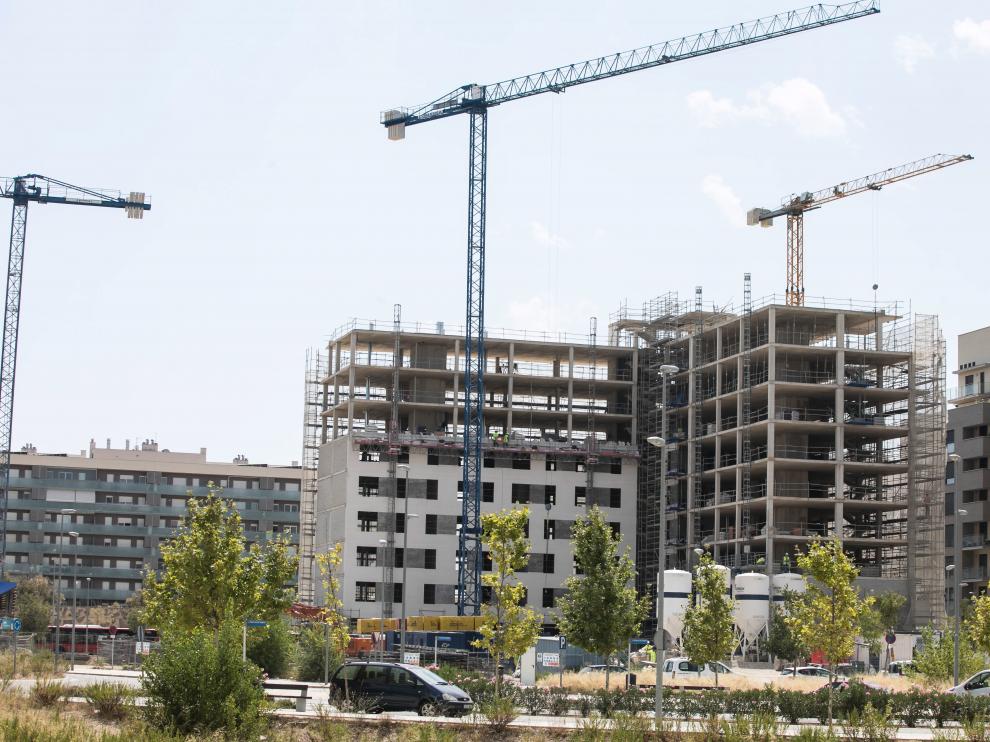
[358,511,378,532]
[964,425,990,440]
[543,553,555,574]
[483,482,494,503]
[964,489,989,503]
[575,487,586,506]
[964,457,990,472]
[546,457,558,472]
[523,517,529,539]
[542,588,555,608]
[355,582,376,602]
[423,584,436,604]
[518,587,528,606]
[422,549,436,570]
[425,514,438,535]
[609,488,621,508]
[396,478,406,499]
[573,554,584,575]
[428,449,439,466]
[610,459,622,474]
[512,454,531,470]
[393,583,403,604]
[358,476,380,497]
[946,523,955,549]
[394,548,404,569]
[481,585,493,603]
[946,492,955,516]
[359,446,382,462]
[544,485,556,506]
[426,480,438,500]
[511,483,530,504]
[544,520,556,540]
[483,456,494,469]
[482,551,492,571]
[356,546,377,567]
[396,513,406,534]
[609,522,621,538]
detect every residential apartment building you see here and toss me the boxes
[6,439,301,605]
[611,287,946,631]
[946,325,990,612]
[306,319,639,621]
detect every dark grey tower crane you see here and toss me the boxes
[381,1,879,616]
[0,175,150,576]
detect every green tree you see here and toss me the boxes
[557,506,650,690]
[766,590,808,674]
[471,507,541,698]
[123,590,144,630]
[785,538,872,723]
[966,594,990,658]
[246,618,295,678]
[296,544,351,683]
[681,552,735,687]
[142,484,298,632]
[14,575,55,633]
[914,624,983,685]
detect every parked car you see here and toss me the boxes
[579,664,627,674]
[329,662,473,715]
[950,670,990,697]
[662,658,732,680]
[780,666,832,678]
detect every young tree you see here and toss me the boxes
[914,624,983,685]
[14,575,55,633]
[680,552,735,687]
[472,507,541,698]
[966,594,990,658]
[557,506,650,691]
[766,590,807,674]
[301,544,352,683]
[143,484,298,632]
[785,538,872,723]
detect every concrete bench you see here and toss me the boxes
[263,682,310,712]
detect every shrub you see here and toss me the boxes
[547,688,570,716]
[845,703,895,742]
[609,711,654,742]
[295,623,343,682]
[83,682,135,720]
[479,695,517,732]
[519,686,550,715]
[142,621,266,739]
[246,619,295,678]
[30,678,65,708]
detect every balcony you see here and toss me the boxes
[951,383,990,403]
[962,534,987,549]
[963,567,989,582]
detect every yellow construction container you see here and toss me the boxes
[406,616,426,632]
[356,618,399,632]
[420,616,441,631]
[438,615,480,632]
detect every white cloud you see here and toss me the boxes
[687,78,847,138]
[530,221,569,250]
[701,175,745,228]
[893,34,936,73]
[954,18,990,54]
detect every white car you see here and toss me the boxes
[780,666,832,678]
[950,670,990,696]
[662,658,732,680]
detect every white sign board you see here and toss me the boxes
[402,652,421,666]
[542,652,560,668]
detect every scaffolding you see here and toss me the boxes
[300,348,327,605]
[907,313,947,627]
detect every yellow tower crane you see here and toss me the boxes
[747,153,973,306]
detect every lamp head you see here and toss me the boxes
[647,436,665,448]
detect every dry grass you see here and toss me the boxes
[536,667,940,693]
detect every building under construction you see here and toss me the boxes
[301,315,639,619]
[612,279,946,631]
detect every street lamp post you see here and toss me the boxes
[949,452,965,687]
[378,538,388,661]
[68,531,79,671]
[647,362,679,720]
[52,508,76,674]
[85,577,91,660]
[396,464,416,661]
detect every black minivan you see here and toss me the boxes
[329,661,473,716]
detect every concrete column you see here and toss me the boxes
[834,314,846,536]
[630,349,639,443]
[567,347,575,440]
[506,342,515,434]
[347,333,357,436]
[453,339,461,437]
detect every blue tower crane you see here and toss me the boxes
[0,175,149,577]
[381,1,879,616]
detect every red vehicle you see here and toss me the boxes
[43,624,158,655]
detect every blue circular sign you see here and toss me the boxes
[11,619,20,632]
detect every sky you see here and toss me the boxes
[0,1,986,465]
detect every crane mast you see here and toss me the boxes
[747,153,973,305]
[0,175,149,577]
[381,1,879,616]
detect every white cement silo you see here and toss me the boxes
[732,572,770,649]
[771,572,805,605]
[660,569,692,645]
